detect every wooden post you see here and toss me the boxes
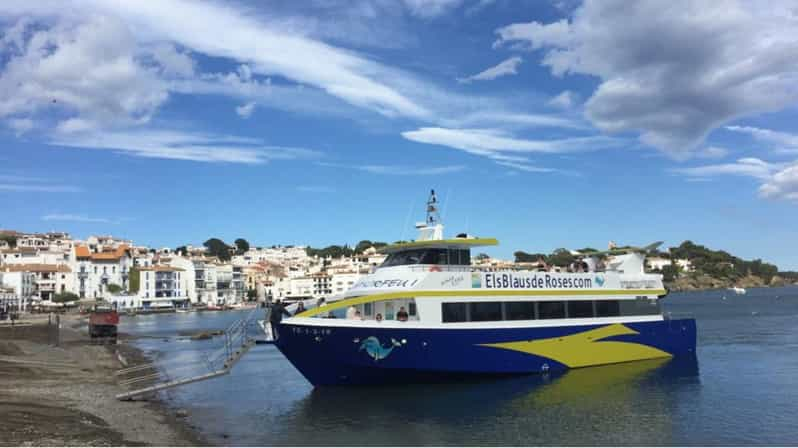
[55,314,61,347]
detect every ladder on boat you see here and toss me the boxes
[115,308,260,401]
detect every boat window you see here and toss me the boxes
[381,248,471,267]
[567,301,593,318]
[595,300,620,317]
[440,298,659,323]
[408,301,417,316]
[468,302,502,322]
[538,301,566,319]
[364,302,373,317]
[385,302,395,320]
[442,303,468,322]
[505,301,536,320]
[619,298,661,316]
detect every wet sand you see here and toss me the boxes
[0,315,204,446]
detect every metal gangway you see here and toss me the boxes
[115,308,260,401]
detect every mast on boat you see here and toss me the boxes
[415,189,444,241]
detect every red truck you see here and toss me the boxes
[89,305,119,344]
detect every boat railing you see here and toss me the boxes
[407,265,606,274]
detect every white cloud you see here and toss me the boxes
[493,161,557,173]
[675,156,798,202]
[402,127,615,174]
[696,146,729,159]
[495,0,798,158]
[0,173,82,193]
[0,14,168,129]
[42,213,114,223]
[0,0,435,139]
[236,102,256,119]
[760,163,798,201]
[80,0,430,119]
[50,129,321,164]
[451,111,586,130]
[320,162,465,175]
[6,117,33,135]
[726,125,798,153]
[402,0,463,18]
[402,127,619,155]
[547,90,577,109]
[457,56,522,83]
[148,43,195,78]
[673,158,776,180]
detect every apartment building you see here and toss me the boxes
[137,265,189,310]
[73,244,131,299]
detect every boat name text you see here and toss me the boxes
[477,273,599,289]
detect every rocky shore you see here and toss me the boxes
[0,315,204,446]
[665,274,795,292]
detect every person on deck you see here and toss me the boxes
[294,302,306,315]
[269,300,292,339]
[375,313,383,322]
[396,306,409,322]
[346,305,357,320]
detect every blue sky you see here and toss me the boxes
[2,0,798,268]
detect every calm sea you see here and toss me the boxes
[120,287,798,446]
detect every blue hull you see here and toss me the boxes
[275,319,697,386]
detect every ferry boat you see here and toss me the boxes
[273,191,697,386]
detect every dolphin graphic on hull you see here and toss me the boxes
[359,336,402,361]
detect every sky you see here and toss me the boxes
[1,0,798,269]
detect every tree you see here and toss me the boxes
[0,233,17,248]
[234,238,250,255]
[660,264,681,282]
[175,245,188,256]
[354,240,388,254]
[204,238,232,261]
[475,253,491,261]
[547,248,576,267]
[306,244,353,259]
[129,268,140,293]
[107,283,123,294]
[53,292,79,303]
[514,251,546,263]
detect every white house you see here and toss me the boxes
[330,271,361,295]
[0,264,72,302]
[0,269,35,310]
[73,244,132,299]
[646,257,673,271]
[137,265,189,310]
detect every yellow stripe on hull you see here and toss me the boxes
[296,289,667,318]
[478,324,672,368]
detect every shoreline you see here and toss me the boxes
[665,283,798,293]
[0,314,206,446]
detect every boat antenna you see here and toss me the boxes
[426,189,440,226]
[440,187,452,225]
[400,198,416,242]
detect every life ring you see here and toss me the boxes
[429,265,442,272]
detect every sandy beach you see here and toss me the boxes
[0,314,204,446]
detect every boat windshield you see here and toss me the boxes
[381,248,470,267]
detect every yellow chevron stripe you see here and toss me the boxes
[478,323,672,368]
[294,289,667,318]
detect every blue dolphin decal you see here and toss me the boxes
[359,336,402,361]
[594,276,605,286]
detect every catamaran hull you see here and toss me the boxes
[275,319,697,386]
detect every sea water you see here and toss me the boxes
[120,287,798,445]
